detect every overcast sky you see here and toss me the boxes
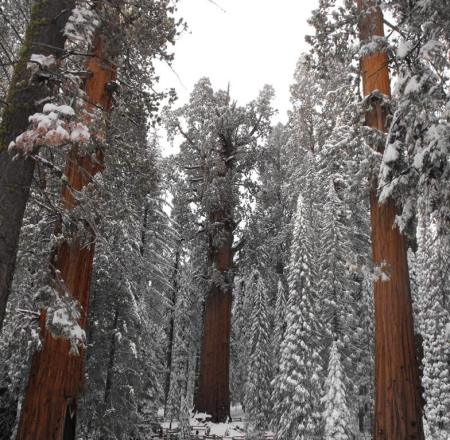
[157,0,317,124]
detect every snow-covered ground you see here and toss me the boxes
[158,405,274,438]
[190,405,245,437]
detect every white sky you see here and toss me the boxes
[157,0,317,124]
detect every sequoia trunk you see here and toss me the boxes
[0,0,74,331]
[16,35,116,440]
[195,286,233,422]
[195,210,233,422]
[356,2,424,439]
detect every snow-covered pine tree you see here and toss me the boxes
[237,124,292,403]
[272,195,323,440]
[248,123,292,280]
[317,180,353,343]
[272,278,288,367]
[379,0,450,236]
[415,216,450,440]
[322,340,352,440]
[161,166,207,416]
[230,276,250,408]
[166,264,197,422]
[244,269,272,432]
[319,173,375,433]
[178,396,191,440]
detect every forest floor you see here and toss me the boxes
[157,405,275,439]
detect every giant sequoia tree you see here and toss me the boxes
[15,31,116,440]
[166,78,273,422]
[356,1,424,438]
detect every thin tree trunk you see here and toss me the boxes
[0,0,74,331]
[356,2,424,439]
[140,205,149,256]
[97,304,119,440]
[16,34,116,440]
[194,137,234,423]
[164,242,181,414]
[104,305,120,405]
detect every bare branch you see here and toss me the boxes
[206,0,226,13]
[176,123,197,148]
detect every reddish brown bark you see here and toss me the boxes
[356,2,424,439]
[195,287,232,422]
[16,35,116,440]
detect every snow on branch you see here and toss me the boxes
[8,102,90,155]
[35,282,86,356]
[64,2,99,44]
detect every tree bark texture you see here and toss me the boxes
[0,0,74,331]
[194,138,234,422]
[195,287,232,422]
[16,35,116,440]
[356,2,424,439]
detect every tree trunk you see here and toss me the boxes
[104,305,119,406]
[164,242,181,414]
[195,284,232,422]
[0,0,74,331]
[194,136,234,422]
[16,34,116,440]
[356,2,424,439]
